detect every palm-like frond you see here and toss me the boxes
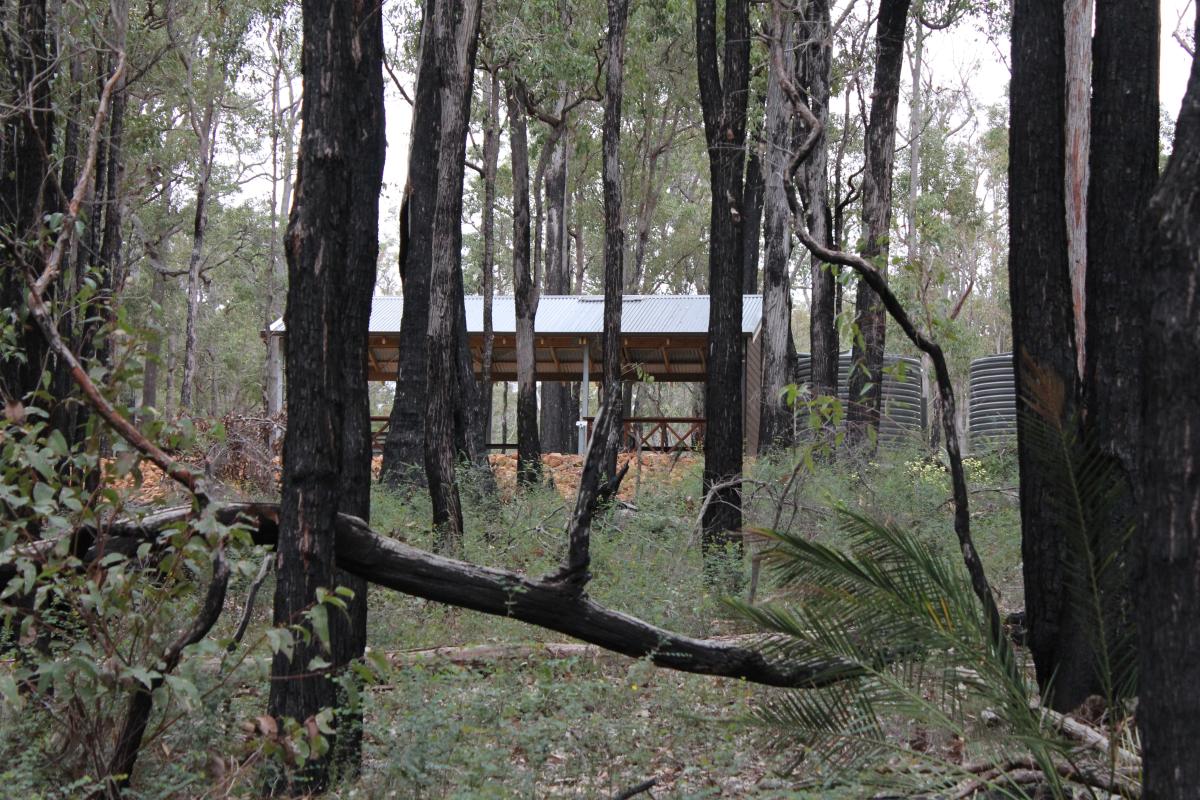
[729,510,1089,797]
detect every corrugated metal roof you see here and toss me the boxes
[270,294,763,336]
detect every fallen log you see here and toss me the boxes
[21,502,859,689]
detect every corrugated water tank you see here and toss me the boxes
[796,351,926,443]
[968,353,1017,448]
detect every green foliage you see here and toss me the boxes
[730,492,1136,796]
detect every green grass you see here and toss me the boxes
[0,441,1022,798]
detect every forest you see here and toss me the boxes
[1,0,1198,796]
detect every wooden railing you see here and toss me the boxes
[584,416,705,453]
[371,416,390,453]
[375,415,704,455]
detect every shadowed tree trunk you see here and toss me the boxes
[1009,0,1093,712]
[696,0,750,575]
[1137,13,1200,792]
[759,5,796,452]
[507,81,541,486]
[1075,0,1159,714]
[381,0,441,486]
[847,0,910,445]
[599,0,629,479]
[803,0,836,405]
[0,0,54,406]
[328,0,385,774]
[269,0,384,791]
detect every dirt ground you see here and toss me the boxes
[108,450,701,506]
[487,451,700,501]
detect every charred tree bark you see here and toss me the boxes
[803,0,836,405]
[696,0,751,572]
[759,6,796,452]
[507,82,541,486]
[599,0,629,479]
[269,0,384,791]
[381,0,441,486]
[1137,18,1200,793]
[847,0,909,446]
[0,0,54,406]
[1009,0,1093,711]
[1077,0,1159,708]
[327,0,385,773]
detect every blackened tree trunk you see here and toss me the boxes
[478,67,501,445]
[599,0,629,479]
[1079,0,1159,709]
[847,0,910,445]
[803,0,836,405]
[426,0,482,546]
[696,0,750,573]
[759,6,796,452]
[1009,0,1093,711]
[0,0,54,406]
[381,0,441,486]
[1085,9,1158,473]
[1137,18,1200,793]
[327,0,385,773]
[507,82,541,486]
[269,0,383,790]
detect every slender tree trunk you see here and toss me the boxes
[803,0,836,405]
[425,0,481,546]
[847,0,910,446]
[600,0,629,478]
[1137,17,1200,793]
[759,5,796,452]
[742,144,764,293]
[93,0,129,372]
[540,119,574,453]
[179,100,219,412]
[269,0,383,791]
[1009,0,1093,711]
[696,0,750,575]
[381,0,440,485]
[265,23,297,432]
[507,82,541,486]
[478,68,500,446]
[571,182,587,294]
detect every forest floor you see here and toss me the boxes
[106,439,1021,797]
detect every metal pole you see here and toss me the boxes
[578,337,590,454]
